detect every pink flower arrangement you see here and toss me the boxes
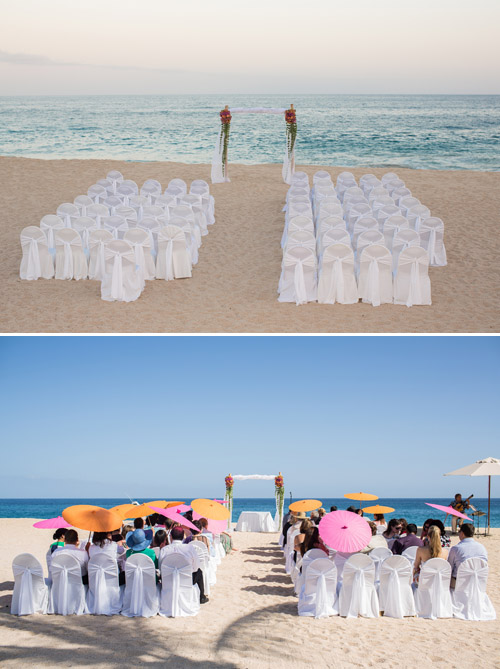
[275,475,284,489]
[225,475,234,490]
[285,109,296,125]
[220,109,232,125]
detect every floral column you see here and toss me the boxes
[275,472,285,530]
[224,474,234,530]
[219,106,232,179]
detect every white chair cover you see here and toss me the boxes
[123,228,155,282]
[369,547,393,591]
[317,200,343,223]
[170,205,202,247]
[168,178,188,195]
[114,205,138,228]
[451,557,496,621]
[20,227,54,280]
[48,552,88,615]
[159,553,199,617]
[284,528,300,575]
[85,203,109,230]
[383,214,409,250]
[102,195,123,214]
[415,557,453,619]
[88,230,113,280]
[87,553,123,615]
[392,229,420,271]
[338,554,379,618]
[346,203,373,232]
[142,204,165,221]
[191,541,213,595]
[121,553,159,618]
[358,244,393,306]
[381,172,399,185]
[97,178,114,195]
[11,553,48,615]
[318,227,351,256]
[379,555,416,618]
[156,226,192,280]
[318,243,358,305]
[278,247,317,305]
[377,204,402,228]
[100,240,143,302]
[57,203,80,228]
[40,214,65,250]
[102,215,129,240]
[138,217,161,256]
[401,545,418,569]
[399,196,421,216]
[394,247,431,307]
[384,178,405,196]
[392,187,412,204]
[282,215,314,248]
[298,558,338,619]
[129,195,150,222]
[167,216,199,265]
[55,229,88,280]
[106,170,123,193]
[286,229,316,253]
[116,184,137,204]
[74,195,94,216]
[88,184,108,203]
[356,229,385,259]
[72,216,98,252]
[419,217,447,266]
[294,549,329,595]
[408,204,431,231]
[352,216,379,249]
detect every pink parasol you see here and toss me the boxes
[425,502,472,521]
[147,505,199,532]
[213,499,229,504]
[318,510,371,552]
[192,511,227,534]
[33,516,72,529]
[172,504,192,513]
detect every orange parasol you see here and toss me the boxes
[146,500,185,509]
[191,498,230,521]
[289,499,322,513]
[109,503,138,518]
[62,505,122,532]
[362,505,395,515]
[118,503,156,519]
[344,492,379,508]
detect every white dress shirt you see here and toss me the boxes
[52,544,89,575]
[89,540,126,570]
[160,540,200,573]
[447,538,488,577]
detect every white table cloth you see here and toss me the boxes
[236,511,276,532]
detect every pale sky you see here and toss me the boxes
[0,0,499,95]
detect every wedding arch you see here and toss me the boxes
[224,473,285,530]
[211,106,297,185]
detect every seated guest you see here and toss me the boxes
[373,513,386,530]
[302,526,329,556]
[49,528,67,554]
[346,506,358,514]
[382,519,402,549]
[398,518,408,537]
[447,523,488,586]
[420,518,434,542]
[391,523,423,555]
[355,509,364,517]
[317,508,326,521]
[89,531,126,561]
[309,510,319,525]
[133,517,153,543]
[294,519,313,557]
[427,519,451,548]
[126,529,158,567]
[183,520,210,550]
[152,529,168,559]
[413,525,448,584]
[198,517,213,545]
[160,526,208,604]
[329,505,338,513]
[52,529,89,578]
[360,521,389,553]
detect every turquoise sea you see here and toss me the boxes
[0,94,499,170]
[1,498,499,529]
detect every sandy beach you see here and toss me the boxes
[0,518,499,668]
[1,157,499,333]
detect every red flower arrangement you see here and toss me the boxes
[225,475,234,490]
[285,109,296,125]
[220,108,232,125]
[275,475,284,489]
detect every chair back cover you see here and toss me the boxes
[295,549,333,596]
[369,547,393,588]
[356,229,384,256]
[286,229,316,252]
[383,214,409,249]
[123,228,155,282]
[319,227,351,255]
[288,201,313,221]
[346,202,372,231]
[298,558,338,618]
[72,216,98,251]
[48,552,88,615]
[279,246,317,306]
[394,246,431,307]
[40,215,65,250]
[156,225,192,280]
[358,244,393,306]
[88,230,114,280]
[114,205,138,227]
[74,194,94,215]
[87,552,122,615]
[57,203,80,228]
[419,217,447,266]
[168,178,188,194]
[415,557,452,619]
[85,203,109,229]
[399,196,421,216]
[55,228,88,280]
[88,184,108,203]
[392,229,420,270]
[451,557,496,621]
[20,226,54,280]
[339,553,379,618]
[101,240,142,302]
[408,204,431,231]
[102,215,129,239]
[160,552,199,617]
[121,553,159,618]
[191,541,213,595]
[401,545,418,568]
[352,216,379,248]
[318,243,358,305]
[378,555,416,618]
[11,553,48,615]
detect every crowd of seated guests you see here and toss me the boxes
[48,513,233,605]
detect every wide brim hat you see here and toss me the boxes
[126,528,150,552]
[293,511,307,520]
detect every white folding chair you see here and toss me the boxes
[128,194,151,223]
[167,216,199,265]
[298,558,338,619]
[451,557,496,621]
[138,217,161,256]
[48,552,88,615]
[377,204,402,229]
[85,203,109,230]
[20,227,54,280]
[383,214,409,250]
[102,215,129,240]
[191,541,213,595]
[392,187,412,204]
[415,557,452,619]
[114,205,138,229]
[11,553,48,616]
[356,229,385,259]
[156,225,192,280]
[88,229,113,280]
[124,228,155,282]
[338,554,379,618]
[408,204,431,231]
[88,184,108,204]
[401,545,418,569]
[40,214,65,251]
[381,172,399,185]
[168,178,188,195]
[358,244,393,306]
[159,553,199,617]
[87,553,122,615]
[352,216,379,250]
[379,555,416,618]
[121,553,159,618]
[394,247,431,307]
[317,227,351,256]
[419,217,447,266]
[278,246,317,305]
[369,547,393,591]
[74,194,94,216]
[100,240,143,303]
[392,229,420,271]
[294,549,329,596]
[346,203,373,233]
[318,244,358,305]
[399,196,421,217]
[72,216,98,252]
[106,170,123,193]
[57,203,80,228]
[55,229,88,280]
[285,229,316,253]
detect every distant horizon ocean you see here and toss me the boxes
[1,94,499,171]
[2,498,499,529]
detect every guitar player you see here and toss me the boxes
[449,493,473,533]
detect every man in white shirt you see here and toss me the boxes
[448,523,488,585]
[160,527,208,603]
[52,529,89,581]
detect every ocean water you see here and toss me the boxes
[0,95,499,171]
[1,498,499,529]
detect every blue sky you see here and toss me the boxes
[0,336,498,499]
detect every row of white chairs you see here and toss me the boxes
[12,537,226,618]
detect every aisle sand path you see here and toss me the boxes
[1,157,499,333]
[0,519,499,668]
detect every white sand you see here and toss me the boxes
[0,518,499,668]
[1,157,499,333]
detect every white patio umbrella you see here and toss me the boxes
[444,457,500,533]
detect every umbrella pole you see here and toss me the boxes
[488,475,491,535]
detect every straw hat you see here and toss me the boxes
[293,511,307,520]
